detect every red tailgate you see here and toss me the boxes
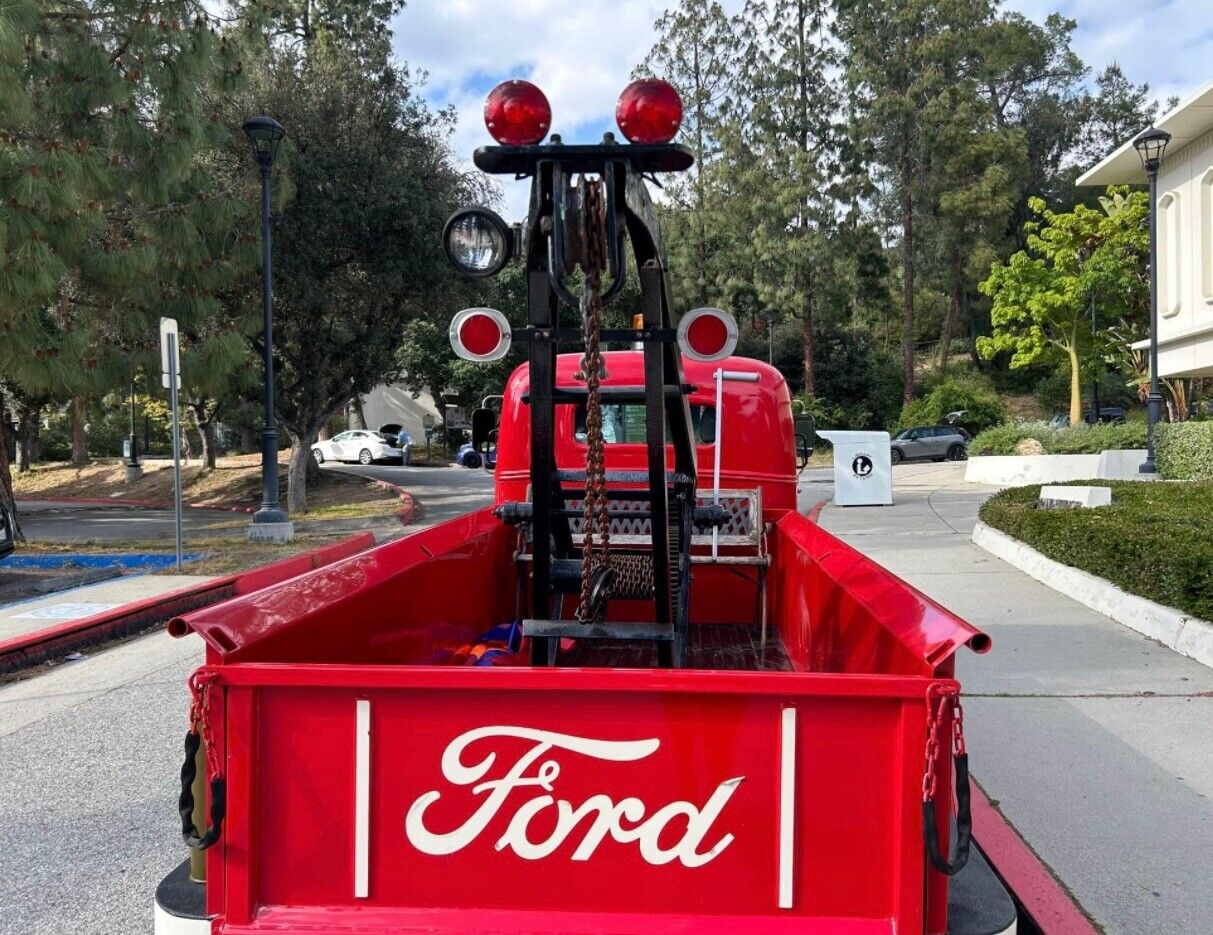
[207,665,942,934]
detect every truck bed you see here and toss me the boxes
[561,623,792,671]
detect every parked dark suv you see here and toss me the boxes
[890,425,970,464]
[0,503,14,560]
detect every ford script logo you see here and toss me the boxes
[405,726,743,867]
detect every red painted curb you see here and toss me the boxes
[0,532,375,672]
[805,499,826,523]
[372,480,419,526]
[970,778,1100,935]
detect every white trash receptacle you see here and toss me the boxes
[816,430,892,507]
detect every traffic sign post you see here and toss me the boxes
[161,318,184,571]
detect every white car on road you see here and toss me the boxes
[311,430,406,466]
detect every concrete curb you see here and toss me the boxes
[972,520,1213,669]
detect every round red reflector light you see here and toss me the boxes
[677,308,738,362]
[450,308,512,362]
[484,80,551,146]
[615,78,683,144]
[687,314,728,357]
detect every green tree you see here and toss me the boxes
[0,0,259,530]
[978,187,1148,423]
[1077,64,1160,169]
[638,1,739,309]
[240,37,477,512]
[838,0,999,403]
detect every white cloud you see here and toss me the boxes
[1004,1,1213,106]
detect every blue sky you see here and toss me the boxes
[391,1,1213,218]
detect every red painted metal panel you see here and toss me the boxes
[203,664,948,933]
[493,352,798,514]
[771,511,989,676]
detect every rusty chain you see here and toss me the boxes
[574,180,612,623]
[189,668,222,781]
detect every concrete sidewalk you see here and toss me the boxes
[803,462,1213,935]
[0,573,214,644]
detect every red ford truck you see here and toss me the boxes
[154,77,1015,935]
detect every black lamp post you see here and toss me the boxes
[1134,126,1171,474]
[242,115,293,538]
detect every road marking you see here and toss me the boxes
[8,602,123,620]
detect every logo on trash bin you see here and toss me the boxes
[851,453,874,478]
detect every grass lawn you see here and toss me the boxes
[979,480,1213,621]
[12,454,403,518]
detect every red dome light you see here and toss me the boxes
[616,78,683,144]
[677,308,737,362]
[450,308,512,362]
[484,80,551,145]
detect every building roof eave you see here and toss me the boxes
[1077,80,1213,187]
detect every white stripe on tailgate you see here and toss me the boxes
[354,698,372,898]
[778,706,796,909]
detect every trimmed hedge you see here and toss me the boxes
[969,420,1147,456]
[1156,422,1213,480]
[979,480,1213,621]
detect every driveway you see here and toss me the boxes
[804,461,1213,935]
[322,462,494,528]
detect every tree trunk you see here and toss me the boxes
[15,405,38,473]
[899,141,915,405]
[350,398,367,430]
[286,426,318,514]
[1067,343,1082,425]
[204,422,218,468]
[70,396,89,465]
[802,279,815,396]
[939,252,961,373]
[0,388,22,541]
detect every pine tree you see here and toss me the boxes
[0,1,262,528]
[837,0,998,403]
[638,1,739,309]
[713,0,843,394]
[1077,64,1159,168]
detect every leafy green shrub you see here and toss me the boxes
[894,373,1006,434]
[1156,422,1213,480]
[968,422,1054,455]
[1049,421,1147,453]
[970,420,1147,455]
[980,480,1213,621]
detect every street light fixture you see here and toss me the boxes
[242,114,293,541]
[1133,126,1171,474]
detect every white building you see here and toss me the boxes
[358,383,443,440]
[1078,80,1213,379]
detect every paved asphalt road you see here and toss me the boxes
[320,460,494,528]
[2,462,1209,933]
[16,500,239,543]
[0,466,493,934]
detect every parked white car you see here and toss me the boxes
[311,430,406,466]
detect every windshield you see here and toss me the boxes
[574,403,717,445]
